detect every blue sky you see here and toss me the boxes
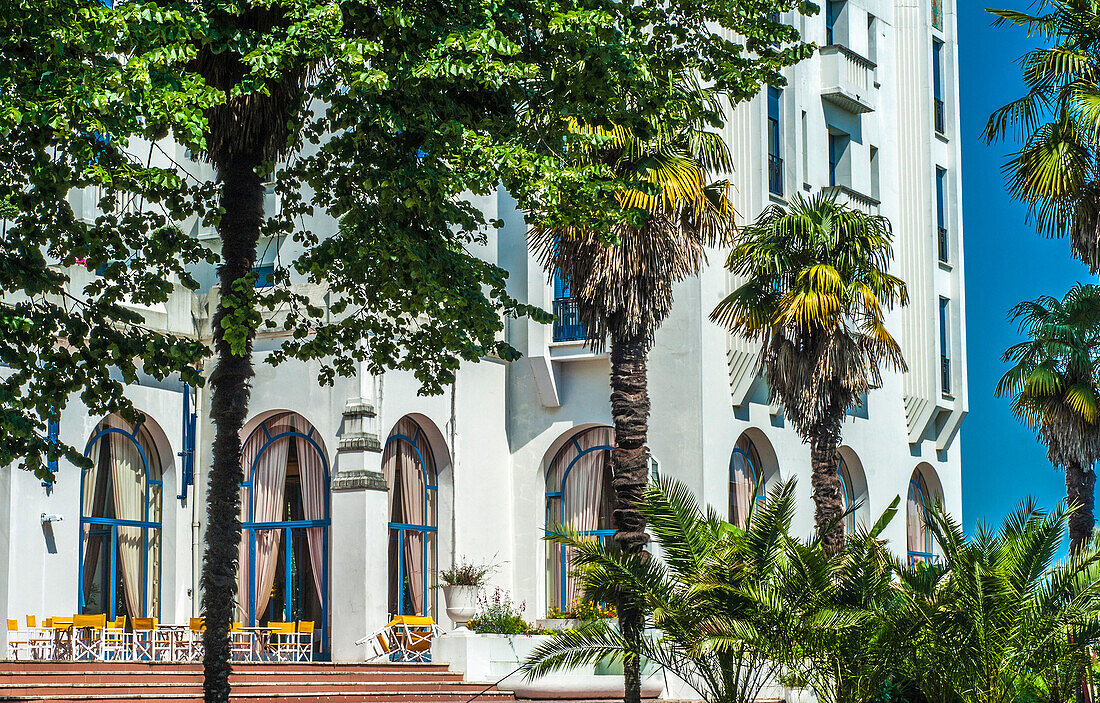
[958,3,1096,532]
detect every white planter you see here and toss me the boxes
[442,584,480,629]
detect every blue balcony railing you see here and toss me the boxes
[908,550,939,566]
[553,298,586,342]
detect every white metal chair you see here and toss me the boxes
[7,619,30,660]
[293,621,315,662]
[356,616,441,663]
[131,618,171,661]
[102,616,131,661]
[229,622,255,662]
[72,613,107,660]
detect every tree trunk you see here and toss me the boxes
[608,334,651,703]
[809,418,845,556]
[201,157,264,703]
[1065,457,1096,555]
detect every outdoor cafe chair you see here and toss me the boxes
[72,613,106,661]
[102,616,130,661]
[229,622,254,662]
[356,615,441,663]
[132,618,171,661]
[7,619,30,660]
[293,621,315,662]
[186,618,205,662]
[266,622,297,662]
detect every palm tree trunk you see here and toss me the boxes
[609,333,651,703]
[201,157,263,703]
[1065,457,1096,555]
[809,418,844,556]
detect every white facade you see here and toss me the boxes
[0,0,964,665]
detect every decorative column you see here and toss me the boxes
[329,372,389,662]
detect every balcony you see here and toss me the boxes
[934,98,946,135]
[820,45,877,114]
[941,354,951,396]
[822,185,880,215]
[908,550,940,566]
[553,297,586,343]
[768,155,784,197]
[937,226,949,263]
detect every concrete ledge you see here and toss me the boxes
[331,469,387,491]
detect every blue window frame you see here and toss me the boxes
[253,264,275,288]
[730,435,767,527]
[838,455,855,535]
[383,417,439,622]
[767,87,784,196]
[545,427,615,611]
[79,415,163,621]
[241,413,330,657]
[908,470,935,564]
[552,269,585,342]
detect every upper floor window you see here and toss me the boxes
[828,132,850,188]
[931,0,943,31]
[933,40,946,135]
[939,297,951,395]
[552,270,585,343]
[936,167,948,262]
[768,87,784,197]
[826,1,845,45]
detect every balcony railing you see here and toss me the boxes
[820,45,878,114]
[821,185,881,215]
[932,0,943,30]
[941,354,951,395]
[908,550,940,566]
[938,226,949,263]
[934,98,946,135]
[553,298,586,343]
[768,155,784,197]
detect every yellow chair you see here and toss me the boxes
[7,618,30,660]
[102,616,130,661]
[131,617,169,661]
[266,622,297,662]
[72,613,106,661]
[356,616,440,663]
[229,621,254,662]
[184,618,206,662]
[294,621,315,662]
[45,617,74,660]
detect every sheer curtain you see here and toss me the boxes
[237,422,290,621]
[296,435,326,602]
[383,418,428,615]
[729,452,753,528]
[82,431,111,598]
[110,420,146,617]
[550,427,613,606]
[907,480,925,555]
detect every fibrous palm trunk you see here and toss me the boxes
[1065,457,1096,556]
[201,157,263,703]
[809,417,845,556]
[608,333,651,703]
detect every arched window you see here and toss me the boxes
[545,426,615,611]
[729,434,767,528]
[239,412,329,654]
[383,417,439,619]
[838,455,855,536]
[907,468,937,565]
[80,414,164,620]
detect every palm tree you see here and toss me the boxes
[711,193,907,555]
[525,477,812,703]
[897,499,1100,703]
[984,1,1100,272]
[528,115,737,703]
[996,284,1100,554]
[192,9,308,702]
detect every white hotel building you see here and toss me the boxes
[0,0,964,665]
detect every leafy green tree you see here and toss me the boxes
[984,0,1100,271]
[711,193,908,555]
[996,284,1100,554]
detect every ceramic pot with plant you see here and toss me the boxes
[440,557,496,629]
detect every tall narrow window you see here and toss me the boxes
[768,87,783,196]
[869,146,880,201]
[552,269,584,342]
[828,132,850,188]
[939,297,951,395]
[933,40,945,134]
[867,14,877,64]
[801,111,809,188]
[936,167,948,262]
[826,1,845,45]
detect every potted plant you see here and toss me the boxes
[439,557,496,629]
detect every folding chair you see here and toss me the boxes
[294,621,315,662]
[132,618,170,661]
[48,617,74,660]
[7,619,30,660]
[102,616,131,661]
[72,614,106,661]
[229,622,254,662]
[356,616,441,663]
[266,622,297,662]
[186,618,205,662]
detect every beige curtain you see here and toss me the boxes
[296,435,326,602]
[907,480,925,554]
[383,418,430,615]
[109,423,146,617]
[729,452,754,528]
[237,422,291,621]
[82,433,111,597]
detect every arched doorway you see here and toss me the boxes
[544,426,615,611]
[238,412,329,654]
[383,417,442,619]
[907,465,941,565]
[80,414,166,619]
[729,431,778,528]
